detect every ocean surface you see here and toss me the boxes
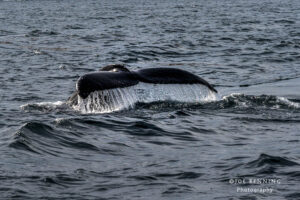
[1,0,300,199]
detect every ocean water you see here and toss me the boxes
[1,0,300,199]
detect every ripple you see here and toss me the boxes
[25,29,59,37]
[246,154,299,168]
[162,184,193,194]
[64,24,85,30]
[154,171,203,179]
[274,19,295,24]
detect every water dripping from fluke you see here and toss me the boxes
[71,83,218,114]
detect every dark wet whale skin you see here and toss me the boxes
[76,65,218,99]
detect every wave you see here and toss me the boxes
[20,101,66,112]
[25,29,59,37]
[134,93,300,113]
[219,93,300,109]
[246,153,299,168]
[9,121,118,157]
[221,153,299,183]
[20,92,299,115]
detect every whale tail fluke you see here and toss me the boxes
[76,67,217,99]
[136,68,218,93]
[68,65,218,112]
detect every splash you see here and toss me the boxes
[221,93,300,109]
[276,97,300,109]
[72,83,217,113]
[74,87,138,113]
[20,101,65,112]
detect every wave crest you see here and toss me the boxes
[221,93,300,109]
[20,101,66,112]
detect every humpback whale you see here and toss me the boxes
[68,64,217,112]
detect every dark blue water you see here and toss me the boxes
[1,0,300,199]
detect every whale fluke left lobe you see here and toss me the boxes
[76,71,139,98]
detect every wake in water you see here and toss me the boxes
[72,83,217,113]
[221,93,300,109]
[20,101,66,112]
[20,89,299,114]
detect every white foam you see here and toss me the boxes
[221,93,300,109]
[277,97,300,108]
[73,83,217,113]
[20,101,65,110]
